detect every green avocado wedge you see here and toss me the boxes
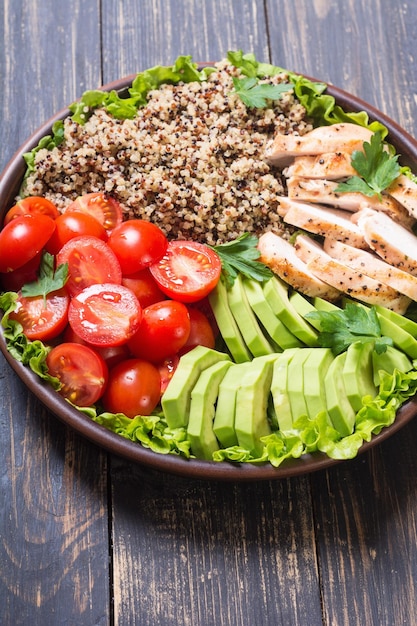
[343,341,377,412]
[324,352,356,436]
[161,346,230,429]
[208,278,251,363]
[270,347,300,431]
[303,347,334,420]
[234,354,279,456]
[187,360,233,460]
[213,362,251,448]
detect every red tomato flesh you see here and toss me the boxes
[122,268,166,308]
[128,300,190,363]
[65,192,123,233]
[150,240,222,303]
[68,282,142,347]
[9,288,70,341]
[3,196,60,224]
[101,358,161,417]
[108,219,168,275]
[56,235,122,297]
[0,214,56,273]
[46,342,108,406]
[180,307,216,353]
[46,211,107,255]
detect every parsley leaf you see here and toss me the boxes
[335,131,401,199]
[232,76,293,109]
[305,302,393,355]
[21,252,68,305]
[211,233,273,287]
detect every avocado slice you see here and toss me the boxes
[342,341,377,412]
[234,354,279,456]
[187,360,233,460]
[208,278,251,363]
[286,348,314,420]
[375,305,417,338]
[213,362,251,448]
[289,291,324,331]
[270,347,300,431]
[302,347,334,419]
[161,345,230,429]
[243,277,302,349]
[263,277,318,346]
[372,345,413,386]
[227,274,275,357]
[376,313,417,359]
[324,352,356,436]
[313,297,341,312]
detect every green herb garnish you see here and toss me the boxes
[232,76,293,109]
[335,131,401,199]
[306,302,393,355]
[21,252,68,305]
[211,233,273,287]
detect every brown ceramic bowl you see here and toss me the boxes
[1,73,417,481]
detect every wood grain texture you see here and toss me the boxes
[0,1,110,624]
[1,0,417,625]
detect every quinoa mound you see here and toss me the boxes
[22,60,313,245]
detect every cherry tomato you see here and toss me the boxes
[46,342,108,407]
[150,240,222,303]
[101,358,161,418]
[9,288,70,341]
[128,300,190,363]
[65,192,123,233]
[68,283,142,347]
[3,196,60,225]
[0,214,56,273]
[157,355,180,395]
[46,211,107,255]
[0,252,42,292]
[108,219,168,275]
[56,235,122,297]
[62,325,130,368]
[122,268,166,308]
[180,307,216,353]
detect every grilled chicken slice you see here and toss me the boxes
[387,174,417,219]
[356,209,417,277]
[277,197,368,249]
[265,123,373,166]
[294,234,411,313]
[284,152,357,180]
[324,238,417,301]
[287,176,415,228]
[257,231,341,301]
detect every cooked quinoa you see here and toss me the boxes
[21,60,313,245]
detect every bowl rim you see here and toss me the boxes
[1,71,417,482]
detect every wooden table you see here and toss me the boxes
[1,1,417,624]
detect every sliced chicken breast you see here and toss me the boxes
[284,152,357,180]
[387,174,417,219]
[257,231,341,301]
[277,197,368,249]
[287,176,415,228]
[356,209,417,277]
[294,234,411,313]
[265,123,373,166]
[323,238,417,301]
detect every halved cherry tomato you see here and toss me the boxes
[0,214,56,273]
[0,252,42,292]
[157,355,180,394]
[68,283,142,347]
[46,342,108,406]
[65,192,123,233]
[9,288,70,341]
[3,196,60,225]
[122,268,166,308]
[101,358,161,418]
[63,325,131,368]
[108,219,168,275]
[56,236,122,296]
[128,300,190,363]
[150,240,222,303]
[46,211,107,255]
[180,307,216,353]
